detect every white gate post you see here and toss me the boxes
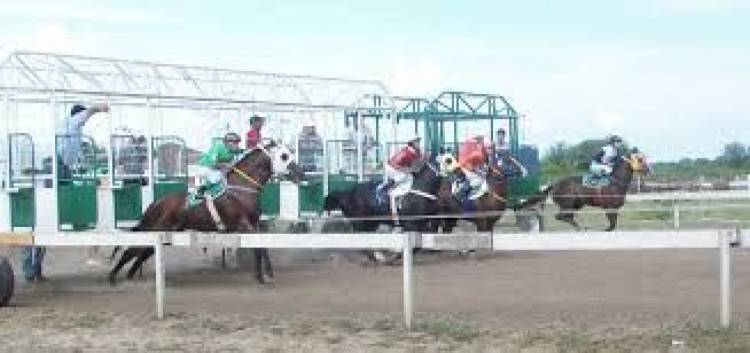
[403,232,415,331]
[720,230,732,328]
[155,232,166,319]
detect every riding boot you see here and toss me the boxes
[376,179,394,204]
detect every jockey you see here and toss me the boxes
[494,128,528,177]
[376,136,422,202]
[456,135,492,198]
[590,134,624,178]
[195,132,244,199]
[245,115,265,150]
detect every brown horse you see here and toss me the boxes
[518,152,649,231]
[109,144,304,285]
[438,164,509,232]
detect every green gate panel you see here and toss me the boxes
[113,184,142,222]
[508,175,541,206]
[260,182,280,216]
[10,188,35,229]
[57,181,98,230]
[299,179,324,213]
[153,181,188,201]
[327,174,358,193]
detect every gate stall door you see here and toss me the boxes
[151,136,189,201]
[8,133,35,230]
[111,134,148,228]
[297,127,324,214]
[55,134,99,230]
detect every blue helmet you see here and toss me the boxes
[70,104,86,116]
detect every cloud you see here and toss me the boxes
[0,0,178,25]
[654,0,746,14]
[0,22,109,54]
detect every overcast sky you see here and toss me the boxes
[1,0,748,161]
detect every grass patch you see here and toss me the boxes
[415,318,482,342]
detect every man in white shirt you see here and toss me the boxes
[56,103,109,180]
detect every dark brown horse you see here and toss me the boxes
[518,152,649,231]
[109,144,304,285]
[438,164,509,232]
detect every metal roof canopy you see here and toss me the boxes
[0,51,396,112]
[395,91,518,121]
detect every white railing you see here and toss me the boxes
[0,229,745,330]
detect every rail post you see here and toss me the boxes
[403,232,416,331]
[720,229,732,328]
[154,232,166,319]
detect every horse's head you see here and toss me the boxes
[268,143,305,183]
[230,143,305,187]
[623,151,650,175]
[487,164,508,186]
[412,159,442,193]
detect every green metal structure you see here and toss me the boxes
[55,134,99,231]
[7,133,35,230]
[151,136,189,201]
[392,91,539,206]
[110,134,147,228]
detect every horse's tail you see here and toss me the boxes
[515,184,554,210]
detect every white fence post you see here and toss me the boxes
[155,232,166,320]
[673,202,680,229]
[720,230,732,328]
[403,232,415,331]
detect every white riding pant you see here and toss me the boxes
[194,166,223,186]
[589,162,612,176]
[384,163,412,188]
[463,168,484,189]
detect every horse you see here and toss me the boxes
[437,163,510,233]
[517,152,650,231]
[109,143,304,285]
[323,160,443,262]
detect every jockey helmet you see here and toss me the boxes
[407,136,421,143]
[70,104,86,116]
[249,115,264,124]
[496,128,506,135]
[223,132,241,143]
[608,134,623,144]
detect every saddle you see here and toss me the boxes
[582,173,611,188]
[188,180,227,207]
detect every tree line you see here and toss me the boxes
[541,140,750,182]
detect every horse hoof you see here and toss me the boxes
[108,275,118,286]
[262,275,275,284]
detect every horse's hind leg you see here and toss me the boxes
[253,248,268,284]
[126,248,154,280]
[109,247,139,285]
[605,210,619,231]
[555,210,581,231]
[261,249,274,283]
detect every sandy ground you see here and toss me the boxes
[3,241,750,352]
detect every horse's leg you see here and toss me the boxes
[109,247,139,285]
[253,248,266,284]
[555,209,581,231]
[605,209,619,231]
[126,248,154,280]
[262,249,274,283]
[109,246,121,262]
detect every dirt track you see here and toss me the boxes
[3,243,750,351]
